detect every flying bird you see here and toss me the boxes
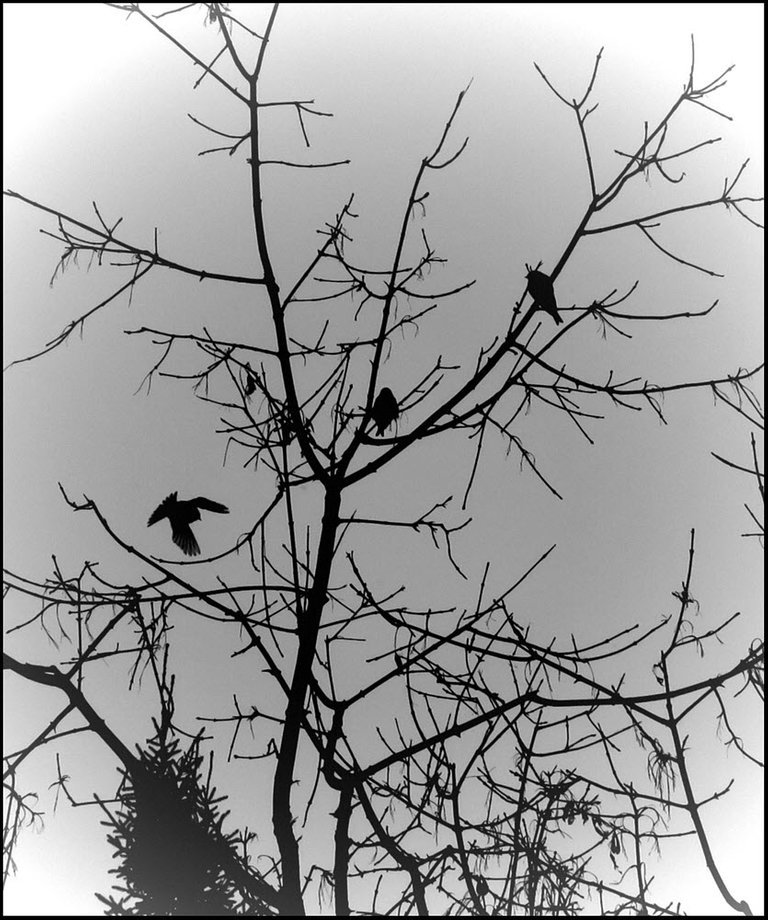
[370,387,399,435]
[147,492,229,556]
[526,268,563,325]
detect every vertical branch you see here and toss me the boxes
[628,787,649,916]
[247,6,327,485]
[271,485,342,915]
[449,763,488,916]
[333,781,353,915]
[661,658,753,916]
[658,530,753,917]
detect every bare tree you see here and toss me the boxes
[4,4,763,916]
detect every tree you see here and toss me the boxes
[3,4,763,915]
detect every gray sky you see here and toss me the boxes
[4,3,764,914]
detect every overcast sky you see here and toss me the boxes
[3,3,764,915]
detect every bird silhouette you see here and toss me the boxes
[147,492,229,556]
[370,387,399,435]
[243,363,257,397]
[526,268,563,325]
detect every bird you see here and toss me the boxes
[147,492,229,556]
[370,387,399,435]
[243,363,257,397]
[526,268,563,325]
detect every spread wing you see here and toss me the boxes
[170,521,200,556]
[147,492,177,527]
[192,497,229,514]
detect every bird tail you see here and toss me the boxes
[172,524,200,557]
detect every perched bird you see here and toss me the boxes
[243,362,257,397]
[526,268,563,325]
[147,492,229,557]
[370,387,399,435]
